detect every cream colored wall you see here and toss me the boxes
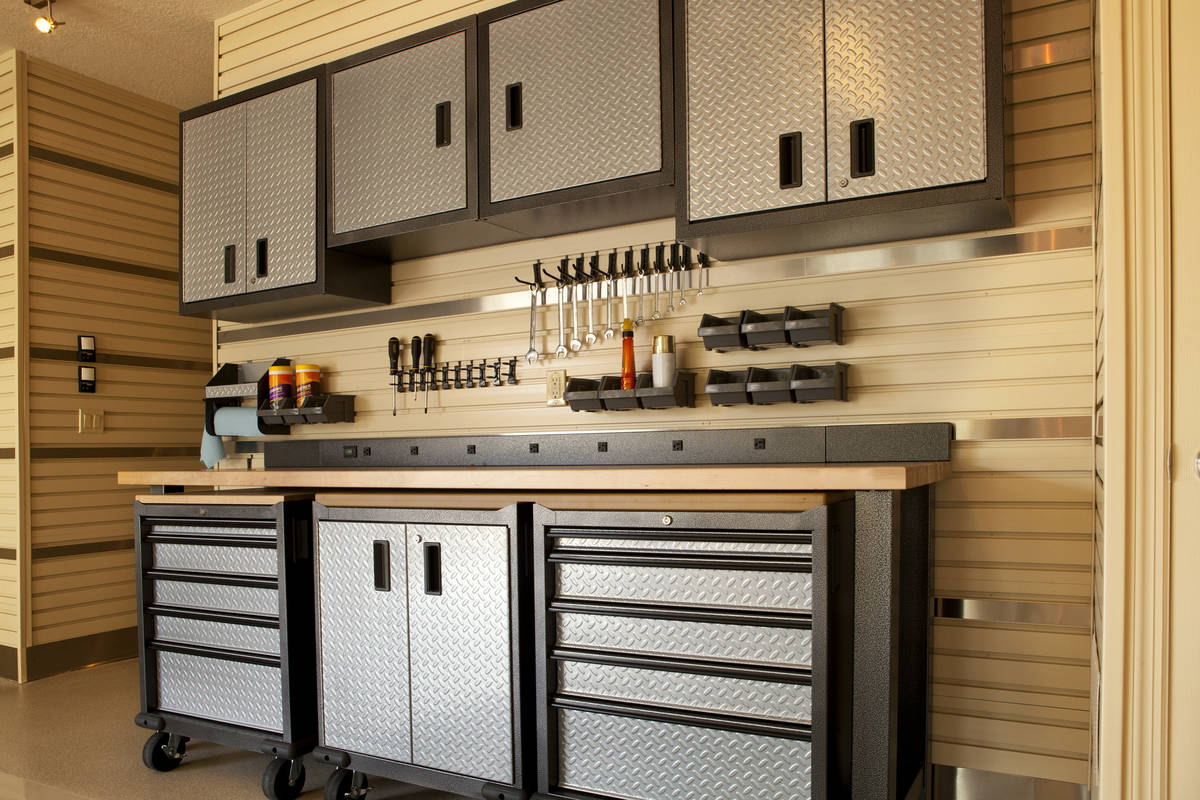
[0,50,20,654]
[214,0,1096,784]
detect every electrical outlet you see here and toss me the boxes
[77,409,104,434]
[546,369,567,407]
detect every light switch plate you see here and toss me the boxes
[77,409,104,434]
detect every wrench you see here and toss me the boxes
[603,251,616,340]
[651,243,663,320]
[554,280,568,358]
[636,245,648,326]
[568,283,583,352]
[584,279,597,346]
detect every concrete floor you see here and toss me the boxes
[0,659,460,800]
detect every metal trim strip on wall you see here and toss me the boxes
[29,446,200,460]
[0,142,13,159]
[28,346,209,373]
[0,244,13,259]
[931,764,1089,800]
[933,598,1090,629]
[29,246,178,282]
[217,223,1093,345]
[28,145,180,194]
[0,548,16,561]
[1005,30,1092,73]
[952,416,1092,441]
[32,539,135,561]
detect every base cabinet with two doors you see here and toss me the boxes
[134,494,925,800]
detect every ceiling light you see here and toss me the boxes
[24,0,64,34]
[35,16,56,33]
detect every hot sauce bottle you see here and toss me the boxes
[621,317,635,389]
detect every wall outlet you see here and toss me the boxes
[77,409,104,434]
[546,369,567,407]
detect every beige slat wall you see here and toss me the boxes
[20,57,209,648]
[0,50,19,652]
[214,0,1095,784]
[1090,0,1104,787]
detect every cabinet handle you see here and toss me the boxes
[372,540,391,592]
[850,118,876,178]
[255,237,268,278]
[505,82,523,131]
[778,131,803,189]
[435,101,452,148]
[223,244,237,283]
[422,542,442,596]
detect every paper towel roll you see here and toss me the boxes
[200,407,263,469]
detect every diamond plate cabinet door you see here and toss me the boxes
[180,103,246,303]
[684,0,826,221]
[407,523,514,784]
[825,0,987,201]
[315,520,411,764]
[479,0,675,237]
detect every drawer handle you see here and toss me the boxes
[223,244,236,283]
[372,540,390,592]
[423,542,442,596]
[505,82,523,131]
[435,101,452,148]
[850,118,876,178]
[255,237,268,278]
[778,131,803,189]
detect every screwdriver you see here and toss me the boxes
[410,336,421,394]
[388,336,401,416]
[423,333,437,414]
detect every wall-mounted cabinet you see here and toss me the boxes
[478,0,675,237]
[676,0,1011,261]
[180,68,389,322]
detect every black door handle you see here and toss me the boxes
[255,237,268,278]
[435,101,452,148]
[850,118,876,178]
[423,542,442,596]
[779,131,803,189]
[505,82,523,131]
[223,244,236,283]
[372,540,391,592]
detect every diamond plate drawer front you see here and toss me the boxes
[558,709,812,800]
[556,563,812,611]
[487,0,662,202]
[559,661,813,723]
[152,580,279,616]
[181,103,246,303]
[155,651,283,733]
[152,616,280,656]
[408,524,513,784]
[825,0,987,200]
[556,536,812,555]
[332,32,468,233]
[316,521,410,763]
[685,0,826,220]
[244,79,317,294]
[557,613,813,668]
[149,523,274,539]
[151,543,277,576]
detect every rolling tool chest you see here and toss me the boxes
[133,495,317,800]
[531,503,855,800]
[310,501,535,800]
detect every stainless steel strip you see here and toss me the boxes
[952,416,1092,441]
[934,598,1090,629]
[931,764,1089,800]
[1005,30,1092,73]
[217,223,1093,345]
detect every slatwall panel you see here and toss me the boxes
[0,49,19,651]
[213,0,1094,784]
[19,57,208,648]
[1090,0,1104,787]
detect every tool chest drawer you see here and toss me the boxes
[557,708,813,800]
[555,562,813,611]
[154,650,284,733]
[151,615,281,656]
[150,579,280,616]
[555,611,814,668]
[557,660,812,723]
[149,542,278,576]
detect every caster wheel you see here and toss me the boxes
[141,732,186,772]
[324,768,368,800]
[262,757,306,800]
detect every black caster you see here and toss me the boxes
[262,757,306,800]
[142,732,187,772]
[324,767,369,800]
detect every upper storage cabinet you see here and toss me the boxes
[479,0,675,237]
[677,0,1010,261]
[327,19,523,261]
[180,68,388,322]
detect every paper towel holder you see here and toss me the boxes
[204,359,290,437]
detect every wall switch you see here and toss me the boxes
[77,409,104,434]
[546,369,567,407]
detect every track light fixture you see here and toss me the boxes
[24,0,65,34]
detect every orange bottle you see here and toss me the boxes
[621,318,635,389]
